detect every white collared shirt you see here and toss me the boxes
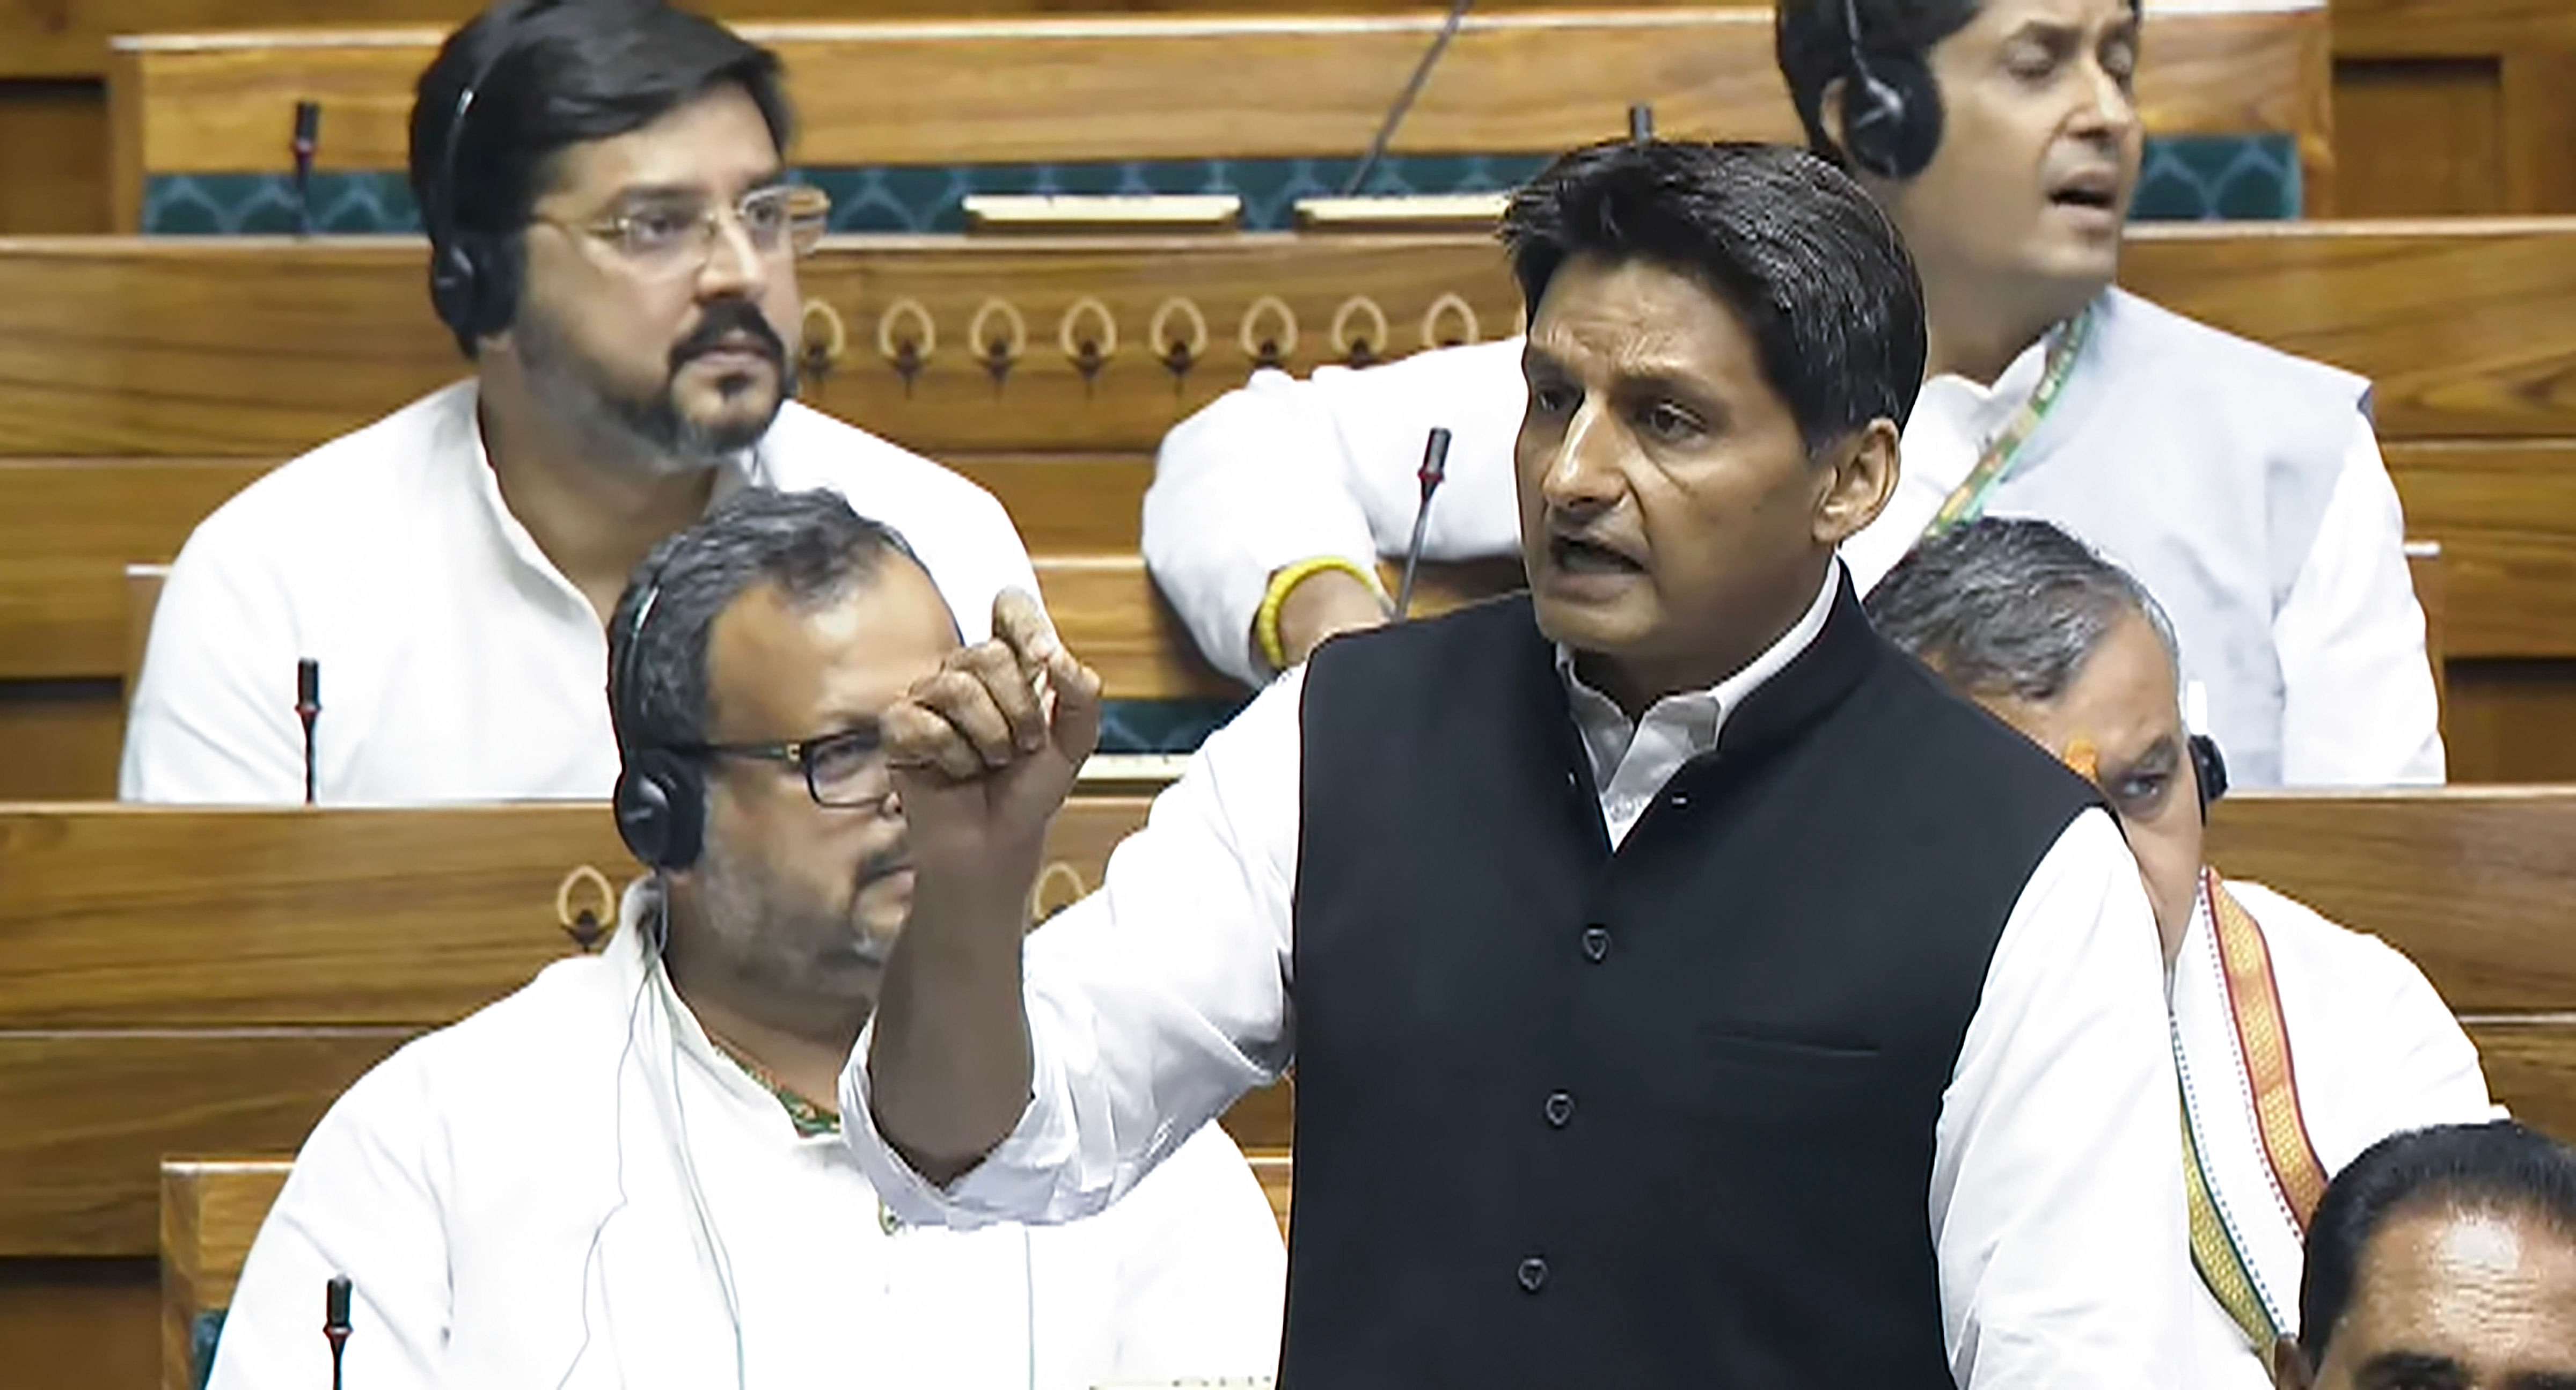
[208,886,1286,1390]
[843,573,2190,1390]
[2166,875,2496,1390]
[121,381,1040,807]
[1142,324,2439,787]
[1559,560,1840,845]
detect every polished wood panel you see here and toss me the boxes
[2467,1019,2576,1149]
[0,1029,411,1256]
[106,8,2323,173]
[2204,788,2576,1014]
[0,806,623,1027]
[0,81,108,235]
[8,224,2576,461]
[158,1160,286,1390]
[2447,660,2576,786]
[2331,59,2502,217]
[2332,0,2576,215]
[0,685,126,803]
[0,1259,156,1390]
[2384,442,2576,660]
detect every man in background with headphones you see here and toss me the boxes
[122,0,1038,806]
[1868,515,2497,1390]
[207,488,1284,1389]
[1140,0,2442,793]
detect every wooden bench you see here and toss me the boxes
[79,786,2576,1388]
[103,5,2332,228]
[158,1148,1293,1390]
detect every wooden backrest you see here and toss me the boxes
[160,1159,290,1390]
[0,802,1289,1265]
[6,223,2572,458]
[104,5,2332,225]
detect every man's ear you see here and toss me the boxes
[1812,417,1901,547]
[2271,1335,2316,1390]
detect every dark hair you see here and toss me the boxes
[409,0,793,350]
[606,488,924,755]
[1774,0,2140,167]
[1867,516,2178,703]
[1499,139,1927,452]
[2298,1121,2576,1368]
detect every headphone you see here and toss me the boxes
[426,2,564,345]
[2189,732,2229,824]
[612,559,710,872]
[1835,0,1944,180]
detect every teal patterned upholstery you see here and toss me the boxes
[141,136,2297,236]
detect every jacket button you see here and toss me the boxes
[1517,1256,1549,1292]
[1545,1091,1574,1128]
[1582,926,1610,962]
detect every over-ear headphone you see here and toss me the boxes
[2189,732,2228,824]
[426,3,559,346]
[611,561,708,871]
[1836,0,1944,180]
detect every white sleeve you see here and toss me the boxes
[1141,340,1531,683]
[842,667,1306,1225]
[119,523,308,806]
[2272,417,2446,786]
[1933,809,2187,1389]
[206,1064,448,1390]
[1101,1123,1287,1380]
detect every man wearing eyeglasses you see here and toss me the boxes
[206,488,1286,1389]
[121,0,1040,806]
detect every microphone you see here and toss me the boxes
[323,1274,353,1389]
[1342,0,1474,196]
[290,101,322,238]
[296,658,321,806]
[1393,427,1453,621]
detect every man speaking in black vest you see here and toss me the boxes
[843,140,2187,1387]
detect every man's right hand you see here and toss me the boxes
[1270,565,1391,670]
[885,589,1103,877]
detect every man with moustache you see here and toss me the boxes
[1867,516,2497,1389]
[206,490,1284,1390]
[1143,0,2439,791]
[123,0,1036,805]
[847,141,2185,1388]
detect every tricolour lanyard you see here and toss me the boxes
[1919,302,2098,540]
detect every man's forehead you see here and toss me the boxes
[543,84,782,204]
[1951,0,2138,40]
[1526,259,1757,376]
[705,567,957,733]
[2343,1206,2576,1383]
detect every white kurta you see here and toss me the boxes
[123,381,1041,807]
[1140,308,2441,787]
[209,895,1286,1390]
[2170,876,2496,1390]
[844,565,2192,1390]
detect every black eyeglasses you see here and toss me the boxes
[675,724,890,810]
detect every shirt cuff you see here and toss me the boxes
[837,1017,1078,1230]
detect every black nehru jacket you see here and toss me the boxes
[1280,576,2101,1388]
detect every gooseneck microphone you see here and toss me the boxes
[296,658,321,806]
[324,1274,353,1389]
[1393,427,1453,620]
[291,101,323,238]
[1343,0,1474,196]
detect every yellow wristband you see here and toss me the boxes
[1255,557,1383,672]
